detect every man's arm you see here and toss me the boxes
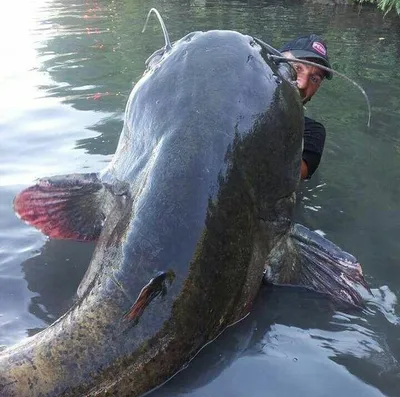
[301,117,326,180]
[301,159,309,180]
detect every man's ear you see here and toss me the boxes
[281,51,293,59]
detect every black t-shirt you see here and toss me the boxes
[302,116,326,179]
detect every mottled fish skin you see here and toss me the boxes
[0,30,303,396]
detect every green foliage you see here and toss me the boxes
[357,0,400,15]
[376,0,400,15]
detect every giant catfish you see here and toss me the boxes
[0,9,369,397]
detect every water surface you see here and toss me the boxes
[0,0,399,395]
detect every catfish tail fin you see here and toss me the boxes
[264,223,371,307]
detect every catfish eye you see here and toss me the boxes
[145,48,165,69]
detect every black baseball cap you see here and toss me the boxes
[280,34,332,80]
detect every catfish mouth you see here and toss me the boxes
[253,37,297,84]
[144,31,200,73]
[252,36,300,101]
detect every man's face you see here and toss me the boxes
[282,52,325,104]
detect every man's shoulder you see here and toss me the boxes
[303,116,326,156]
[304,116,326,138]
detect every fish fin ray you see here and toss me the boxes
[123,270,175,323]
[13,173,122,241]
[265,223,371,307]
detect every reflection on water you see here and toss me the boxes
[0,0,399,395]
[149,287,395,396]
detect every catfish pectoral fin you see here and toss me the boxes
[13,173,128,241]
[264,223,371,307]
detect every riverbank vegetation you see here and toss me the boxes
[358,0,400,15]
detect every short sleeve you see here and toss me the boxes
[302,117,326,178]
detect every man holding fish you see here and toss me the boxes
[281,34,332,180]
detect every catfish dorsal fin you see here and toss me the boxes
[142,8,172,52]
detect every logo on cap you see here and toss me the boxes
[312,42,326,56]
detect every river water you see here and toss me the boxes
[0,0,399,395]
